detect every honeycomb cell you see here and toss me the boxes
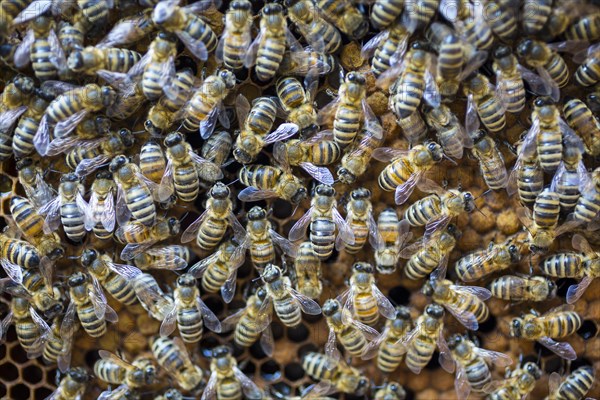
[271,321,284,341]
[478,315,497,333]
[0,384,6,398]
[284,362,304,381]
[0,362,19,381]
[203,295,224,318]
[0,173,12,194]
[10,383,30,399]
[297,343,319,359]
[10,343,28,363]
[389,285,411,306]
[0,343,6,359]
[249,341,268,360]
[557,278,578,298]
[200,336,222,358]
[260,359,281,381]
[272,199,293,219]
[287,324,309,343]
[22,365,43,384]
[577,320,598,340]
[543,356,562,373]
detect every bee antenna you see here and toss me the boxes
[442,154,458,165]
[475,189,491,200]
[179,211,189,222]
[227,179,239,186]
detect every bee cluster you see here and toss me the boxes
[1,0,600,398]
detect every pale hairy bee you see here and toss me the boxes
[488,275,557,302]
[217,0,253,70]
[545,366,595,400]
[455,239,522,282]
[150,336,204,392]
[48,367,90,400]
[374,209,412,274]
[203,345,262,400]
[341,188,378,254]
[485,361,542,400]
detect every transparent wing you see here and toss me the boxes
[237,186,279,202]
[221,268,238,304]
[188,252,218,278]
[572,233,594,254]
[98,385,129,400]
[233,366,262,399]
[199,103,222,140]
[360,326,388,359]
[263,123,299,144]
[176,31,208,61]
[444,303,480,330]
[181,210,208,243]
[333,207,355,248]
[14,0,53,24]
[454,366,472,400]
[465,93,480,134]
[288,207,314,242]
[566,276,593,304]
[362,99,383,139]
[101,192,116,232]
[259,325,274,357]
[228,212,246,245]
[437,330,455,373]
[29,306,50,339]
[299,162,334,185]
[538,336,577,360]
[107,262,143,281]
[158,159,175,202]
[200,371,218,400]
[270,229,297,258]
[54,109,89,138]
[244,31,262,68]
[0,311,13,341]
[1,259,23,283]
[220,308,244,332]
[41,198,61,234]
[159,303,177,336]
[534,66,561,102]
[0,106,27,132]
[197,296,222,332]
[316,97,341,126]
[367,211,383,250]
[475,347,513,367]
[120,241,155,261]
[395,171,424,205]
[190,152,224,182]
[371,283,395,319]
[115,186,131,227]
[89,277,108,320]
[451,285,492,301]
[84,191,99,231]
[14,29,34,68]
[33,115,51,156]
[424,214,451,239]
[75,155,110,177]
[360,29,390,59]
[289,287,321,315]
[48,29,67,71]
[424,70,441,108]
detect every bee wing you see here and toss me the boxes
[175,30,208,61]
[566,276,593,304]
[431,253,450,282]
[339,288,355,322]
[424,213,451,239]
[121,241,156,261]
[199,102,225,139]
[126,51,152,78]
[0,311,13,341]
[159,302,177,337]
[362,99,384,140]
[13,0,53,24]
[360,326,389,359]
[451,285,492,301]
[288,206,314,242]
[269,229,297,257]
[34,115,50,156]
[48,29,67,71]
[85,191,99,231]
[350,317,381,341]
[115,186,131,227]
[548,372,561,394]
[289,287,322,315]
[474,347,513,367]
[200,371,218,400]
[1,259,23,284]
[520,66,559,102]
[437,330,455,373]
[98,17,147,48]
[360,29,391,59]
[465,93,480,135]
[516,206,536,232]
[371,283,396,319]
[256,296,273,331]
[454,366,472,400]
[300,162,334,185]
[14,29,34,68]
[539,336,577,360]
[157,159,175,202]
[228,212,246,245]
[244,30,263,68]
[189,252,219,278]
[221,267,238,304]
[332,207,355,249]
[46,136,101,157]
[424,70,441,108]
[59,301,77,342]
[29,305,50,338]
[263,123,299,144]
[54,109,90,138]
[445,303,480,330]
[190,151,224,182]
[197,296,222,332]
[88,277,109,321]
[366,212,384,250]
[375,59,406,91]
[57,325,74,373]
[394,171,424,205]
[181,210,208,243]
[98,385,129,400]
[259,325,274,357]
[101,192,116,233]
[233,366,262,399]
[572,234,593,254]
[40,197,61,234]
[285,50,332,76]
[550,161,568,193]
[237,186,279,202]
[316,97,342,126]
[0,106,27,132]
[220,307,245,332]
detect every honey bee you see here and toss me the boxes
[573,167,600,224]
[133,245,190,272]
[340,188,378,254]
[373,142,445,205]
[145,69,196,135]
[563,97,600,156]
[422,278,491,330]
[12,92,51,159]
[286,0,341,54]
[361,306,413,373]
[424,104,472,159]
[30,314,73,370]
[84,171,116,240]
[151,0,217,61]
[115,217,180,261]
[94,351,156,395]
[463,72,506,134]
[13,15,68,82]
[560,234,600,304]
[34,83,117,155]
[139,140,166,184]
[180,69,236,138]
[361,20,410,81]
[320,71,382,149]
[16,157,55,210]
[386,42,440,121]
[447,334,513,399]
[96,11,156,49]
[97,385,141,400]
[293,241,322,299]
[566,12,600,41]
[181,182,246,251]
[374,210,412,274]
[301,351,369,396]
[80,249,138,306]
[315,0,368,39]
[48,367,90,400]
[507,139,545,208]
[289,184,354,260]
[235,206,297,270]
[341,262,395,326]
[131,273,175,322]
[259,263,322,328]
[67,46,142,76]
[550,144,590,213]
[510,305,582,360]
[157,273,221,343]
[322,298,380,360]
[0,296,51,356]
[401,303,454,374]
[489,275,557,302]
[278,48,335,77]
[39,173,87,243]
[516,38,571,89]
[233,95,298,164]
[57,19,86,55]
[202,345,262,400]
[221,287,274,356]
[0,74,35,114]
[401,224,462,281]
[150,336,204,392]
[238,164,308,204]
[159,132,223,202]
[0,234,41,281]
[110,155,157,228]
[217,0,253,70]
[404,186,475,237]
[469,129,508,190]
[455,239,522,282]
[0,0,28,41]
[245,2,301,82]
[62,272,118,338]
[0,106,28,161]
[546,365,595,400]
[155,389,185,400]
[374,382,407,400]
[201,130,233,168]
[276,132,341,185]
[337,125,386,184]
[484,361,542,400]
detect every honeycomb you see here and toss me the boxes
[0,1,599,400]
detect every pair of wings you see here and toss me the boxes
[288,205,356,247]
[435,283,492,331]
[181,208,246,245]
[221,304,275,357]
[159,294,222,337]
[201,364,262,400]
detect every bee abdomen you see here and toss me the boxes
[250,240,276,269]
[477,97,506,132]
[558,366,595,400]
[16,321,40,351]
[334,104,361,148]
[309,218,335,260]
[545,54,569,87]
[574,189,600,222]
[540,252,584,278]
[518,165,544,206]
[173,164,200,202]
[354,293,379,325]
[406,337,434,372]
[465,359,491,392]
[302,352,334,381]
[0,133,13,160]
[105,275,137,305]
[31,40,58,81]
[197,218,227,250]
[377,340,404,372]
[142,63,166,100]
[13,117,39,158]
[185,17,218,53]
[339,328,367,356]
[406,250,439,280]
[537,130,563,172]
[274,296,302,327]
[78,304,107,337]
[405,197,441,227]
[256,37,285,81]
[126,184,156,227]
[202,264,228,293]
[60,202,86,241]
[346,222,367,254]
[235,315,261,347]
[548,312,582,337]
[177,307,203,343]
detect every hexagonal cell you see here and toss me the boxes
[35,387,54,399]
[9,383,30,399]
[388,286,411,306]
[9,342,28,363]
[22,365,44,385]
[284,362,304,381]
[287,324,309,343]
[203,295,225,318]
[577,320,598,340]
[272,199,293,219]
[0,173,12,195]
[271,321,285,341]
[200,336,222,358]
[0,343,6,359]
[0,362,19,381]
[478,315,497,333]
[249,341,268,360]
[260,359,281,381]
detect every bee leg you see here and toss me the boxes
[325,88,338,98]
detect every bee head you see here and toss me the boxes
[337,167,356,184]
[164,132,183,147]
[177,273,196,287]
[524,362,542,379]
[447,333,463,350]
[493,45,512,59]
[353,262,373,274]
[47,246,65,261]
[425,303,444,319]
[61,173,79,183]
[96,170,113,180]
[508,244,521,263]
[163,389,183,400]
[256,287,268,301]
[247,206,267,220]
[152,1,175,25]
[351,187,371,200]
[510,317,523,337]
[68,272,87,287]
[218,69,236,89]
[422,281,434,296]
[346,72,366,85]
[44,302,64,319]
[356,378,369,396]
[210,182,230,199]
[212,345,230,358]
[301,124,319,138]
[470,129,486,144]
[534,96,554,108]
[16,157,33,170]
[322,299,339,316]
[118,129,135,148]
[262,2,282,14]
[262,264,281,283]
[232,0,251,10]
[516,38,534,57]
[395,306,411,320]
[109,155,128,172]
[80,248,98,267]
[167,217,180,235]
[68,367,90,383]
[144,119,162,135]
[233,147,253,164]
[100,86,117,107]
[546,279,557,298]
[462,192,475,212]
[13,75,35,95]
[387,382,405,397]
[291,186,308,204]
[426,141,444,162]
[157,31,176,42]
[315,184,334,197]
[447,224,462,239]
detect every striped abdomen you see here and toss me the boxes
[77,303,107,337]
[452,294,489,323]
[66,146,100,170]
[338,327,367,356]
[522,0,551,34]
[0,132,12,160]
[542,312,582,338]
[404,196,441,227]
[31,39,58,81]
[104,49,141,72]
[333,103,361,148]
[256,35,286,81]
[574,187,600,223]
[60,201,86,242]
[13,115,39,158]
[43,334,63,364]
[94,360,126,384]
[142,62,166,100]
[406,247,441,280]
[464,358,491,392]
[346,220,367,254]
[307,140,340,165]
[406,334,435,373]
[462,18,494,51]
[537,127,563,172]
[250,240,275,269]
[103,273,137,305]
[533,190,560,228]
[310,20,340,53]
[302,352,335,381]
[197,217,227,250]
[370,0,403,29]
[518,163,544,207]
[10,196,44,239]
[78,0,109,24]
[309,218,335,260]
[372,36,402,78]
[245,97,277,134]
[487,3,517,41]
[377,338,404,372]
[353,292,379,326]
[557,366,595,400]
[390,71,425,119]
[554,169,581,211]
[239,165,280,189]
[540,252,585,278]
[455,250,501,281]
[162,70,195,111]
[15,319,41,352]
[47,94,84,125]
[234,313,261,348]
[273,295,302,327]
[185,16,218,52]
[2,238,40,269]
[183,91,215,131]
[217,379,242,400]
[566,14,600,41]
[477,96,506,133]
[177,306,203,343]
[544,54,569,87]
[277,77,305,109]
[202,262,229,293]
[173,163,199,202]
[92,199,113,240]
[124,183,156,226]
[378,158,414,192]
[437,35,463,81]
